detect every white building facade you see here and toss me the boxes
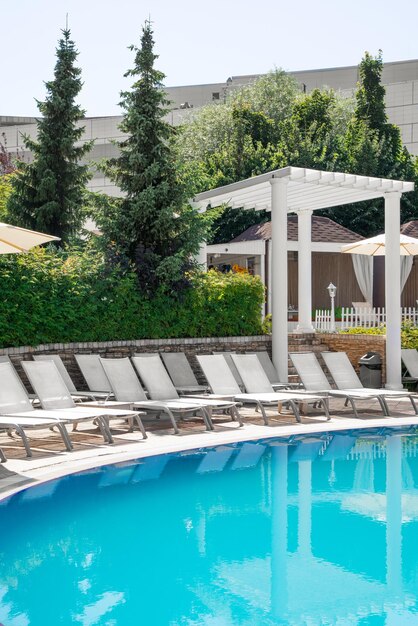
[1,58,418,197]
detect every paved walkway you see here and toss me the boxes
[1,397,417,501]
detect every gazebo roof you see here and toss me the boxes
[231,215,363,244]
[193,166,414,212]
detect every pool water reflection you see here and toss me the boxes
[1,428,418,625]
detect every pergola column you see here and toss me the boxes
[296,209,314,333]
[270,178,288,382]
[385,192,402,390]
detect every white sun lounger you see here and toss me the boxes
[322,351,418,414]
[401,349,418,384]
[0,362,77,459]
[254,351,302,390]
[132,355,243,427]
[160,352,208,394]
[101,356,214,433]
[197,354,329,424]
[34,354,111,401]
[290,352,414,418]
[21,360,147,442]
[74,354,113,396]
[212,352,245,390]
[231,353,330,422]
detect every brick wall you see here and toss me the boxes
[1,336,273,390]
[1,332,386,390]
[318,333,386,383]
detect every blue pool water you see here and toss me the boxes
[1,428,418,625]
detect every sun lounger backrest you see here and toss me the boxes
[132,355,179,401]
[254,351,279,384]
[0,356,10,363]
[0,362,34,414]
[212,352,243,388]
[197,355,241,395]
[289,352,331,390]
[401,349,418,378]
[22,361,76,409]
[322,352,362,389]
[161,352,198,387]
[74,354,112,392]
[231,354,273,393]
[34,355,76,392]
[100,357,147,402]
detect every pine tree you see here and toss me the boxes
[8,29,92,241]
[97,20,205,294]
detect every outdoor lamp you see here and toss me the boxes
[327,282,337,332]
[327,282,337,299]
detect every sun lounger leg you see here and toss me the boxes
[288,400,301,423]
[56,423,73,451]
[409,396,418,415]
[13,426,32,457]
[201,408,214,431]
[0,447,6,463]
[97,417,114,444]
[134,415,148,439]
[321,398,331,421]
[377,397,390,416]
[231,406,243,426]
[164,408,180,434]
[346,397,359,418]
[257,401,269,425]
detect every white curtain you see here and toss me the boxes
[352,255,374,305]
[401,256,413,292]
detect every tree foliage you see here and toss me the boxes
[7,29,92,242]
[95,21,205,294]
[175,53,418,241]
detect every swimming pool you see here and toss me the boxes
[1,427,418,625]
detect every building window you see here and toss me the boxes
[212,92,220,101]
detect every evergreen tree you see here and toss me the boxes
[8,29,92,241]
[97,20,205,294]
[324,51,418,235]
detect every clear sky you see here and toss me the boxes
[3,0,418,118]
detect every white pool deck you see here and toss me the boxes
[1,397,418,501]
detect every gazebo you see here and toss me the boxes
[192,167,414,389]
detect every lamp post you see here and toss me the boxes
[327,282,337,332]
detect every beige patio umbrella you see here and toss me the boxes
[0,222,60,253]
[341,233,418,256]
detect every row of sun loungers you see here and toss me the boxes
[0,349,417,463]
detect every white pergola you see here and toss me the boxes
[193,166,415,390]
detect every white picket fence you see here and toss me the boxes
[315,307,418,331]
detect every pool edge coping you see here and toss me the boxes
[1,414,418,503]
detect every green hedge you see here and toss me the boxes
[340,322,418,349]
[0,248,265,347]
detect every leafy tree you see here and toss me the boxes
[96,20,205,294]
[175,72,353,242]
[0,174,13,221]
[323,51,418,235]
[176,53,417,241]
[0,133,16,175]
[7,29,92,242]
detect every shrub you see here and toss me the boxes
[0,251,264,347]
[340,322,418,348]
